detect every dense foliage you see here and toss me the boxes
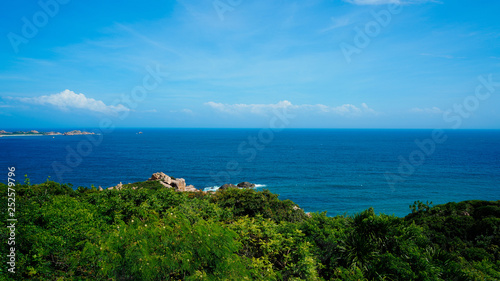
[1,180,499,280]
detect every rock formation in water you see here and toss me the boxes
[237,182,256,188]
[105,172,257,193]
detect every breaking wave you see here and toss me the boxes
[203,184,266,192]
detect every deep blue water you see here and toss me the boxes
[1,129,499,217]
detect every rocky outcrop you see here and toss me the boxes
[159,181,172,188]
[220,183,237,190]
[148,172,199,192]
[0,129,93,136]
[107,182,141,190]
[171,178,186,189]
[105,173,257,193]
[108,182,123,190]
[149,172,172,184]
[45,131,62,135]
[63,130,95,136]
[216,182,257,191]
[179,184,197,192]
[237,182,256,188]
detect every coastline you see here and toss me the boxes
[0,134,98,138]
[0,129,95,137]
[0,134,45,137]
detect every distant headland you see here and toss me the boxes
[0,129,95,137]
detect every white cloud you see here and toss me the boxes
[343,0,399,5]
[15,89,129,115]
[205,100,293,115]
[205,100,378,117]
[343,0,440,5]
[410,107,443,114]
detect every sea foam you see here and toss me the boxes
[203,184,266,192]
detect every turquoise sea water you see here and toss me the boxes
[1,129,499,217]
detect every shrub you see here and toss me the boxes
[1,180,498,280]
[210,188,307,223]
[82,214,250,280]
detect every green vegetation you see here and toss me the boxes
[1,180,499,280]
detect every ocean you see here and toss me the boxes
[1,128,499,217]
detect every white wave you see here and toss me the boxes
[203,183,267,192]
[203,186,220,192]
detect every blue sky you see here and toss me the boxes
[1,0,499,129]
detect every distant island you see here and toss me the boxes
[0,129,95,137]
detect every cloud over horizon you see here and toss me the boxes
[14,90,129,115]
[343,0,439,5]
[0,0,497,129]
[343,0,399,5]
[205,100,379,117]
[410,107,443,114]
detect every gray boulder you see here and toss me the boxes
[219,183,237,190]
[237,182,256,188]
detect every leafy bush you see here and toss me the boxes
[1,180,499,280]
[83,214,250,280]
[228,215,320,280]
[209,188,307,223]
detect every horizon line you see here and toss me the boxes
[2,127,500,130]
